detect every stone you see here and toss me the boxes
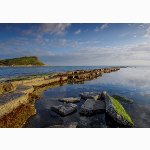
[104,92,134,127]
[59,97,80,103]
[0,82,15,95]
[51,103,77,116]
[112,95,133,104]
[80,92,100,100]
[48,122,78,128]
[80,99,105,116]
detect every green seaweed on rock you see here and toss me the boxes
[110,96,134,126]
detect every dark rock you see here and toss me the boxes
[59,97,80,103]
[51,103,77,116]
[78,114,107,128]
[103,91,134,127]
[112,95,133,104]
[80,99,105,116]
[48,122,78,128]
[80,92,100,100]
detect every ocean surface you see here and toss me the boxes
[22,66,150,128]
[0,66,114,80]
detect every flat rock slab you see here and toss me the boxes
[51,103,77,116]
[80,99,106,116]
[48,122,78,128]
[80,92,100,100]
[59,97,80,103]
[104,92,134,127]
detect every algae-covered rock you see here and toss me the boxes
[112,95,133,104]
[104,92,134,127]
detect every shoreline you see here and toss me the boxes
[0,67,120,127]
[0,65,46,67]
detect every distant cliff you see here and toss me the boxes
[0,56,45,66]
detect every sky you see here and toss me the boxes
[0,23,150,66]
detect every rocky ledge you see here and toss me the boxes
[0,67,120,127]
[50,91,134,128]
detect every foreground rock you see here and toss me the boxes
[112,95,134,104]
[104,92,134,127]
[48,122,78,128]
[51,103,77,116]
[0,85,34,119]
[80,92,100,100]
[59,97,80,103]
[0,82,16,95]
[80,99,105,116]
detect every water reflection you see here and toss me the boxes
[25,67,150,128]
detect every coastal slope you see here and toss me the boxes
[0,56,45,66]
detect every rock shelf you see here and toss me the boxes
[0,67,120,127]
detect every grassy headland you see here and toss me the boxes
[0,56,45,66]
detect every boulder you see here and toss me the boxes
[80,92,100,100]
[112,95,133,104]
[104,91,134,127]
[59,97,80,103]
[48,122,78,128]
[80,99,105,116]
[51,103,77,116]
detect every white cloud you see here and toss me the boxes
[43,42,150,66]
[74,29,81,34]
[95,23,109,32]
[120,32,129,37]
[39,23,71,35]
[144,25,150,38]
[100,24,108,30]
[21,23,71,36]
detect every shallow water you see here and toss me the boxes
[24,67,150,128]
[0,66,113,79]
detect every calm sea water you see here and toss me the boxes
[0,66,113,80]
[24,66,150,128]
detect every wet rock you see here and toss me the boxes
[51,103,77,116]
[59,97,80,103]
[80,99,105,116]
[112,95,133,104]
[48,122,78,128]
[0,82,16,95]
[104,91,134,127]
[80,92,100,100]
[78,115,107,128]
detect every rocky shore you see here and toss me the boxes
[50,91,134,128]
[0,67,120,127]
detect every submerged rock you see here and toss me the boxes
[104,92,134,127]
[80,92,100,100]
[80,99,105,116]
[59,97,80,103]
[112,95,133,104]
[48,122,78,128]
[51,103,77,116]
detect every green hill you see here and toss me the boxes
[0,56,45,66]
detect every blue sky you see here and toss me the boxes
[0,23,150,66]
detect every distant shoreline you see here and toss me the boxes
[0,65,48,67]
